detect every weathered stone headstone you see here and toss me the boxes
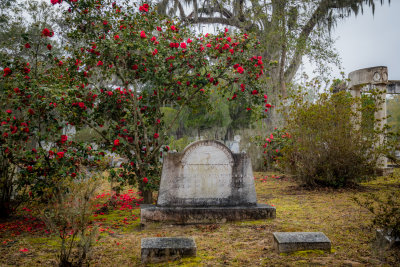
[273,232,331,253]
[141,140,275,224]
[141,237,196,263]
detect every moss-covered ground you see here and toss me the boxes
[0,171,399,266]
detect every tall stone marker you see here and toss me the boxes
[141,140,276,224]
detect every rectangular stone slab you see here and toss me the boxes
[141,204,276,225]
[141,237,196,263]
[273,232,331,253]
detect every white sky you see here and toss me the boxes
[308,0,400,80]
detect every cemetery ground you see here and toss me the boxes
[0,171,399,266]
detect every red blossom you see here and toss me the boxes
[61,135,68,143]
[47,44,52,50]
[25,43,31,49]
[139,3,149,12]
[57,152,64,159]
[143,177,148,183]
[3,67,11,77]
[154,133,159,139]
[180,42,187,49]
[237,66,244,74]
[140,31,146,38]
[42,28,52,37]
[114,139,120,146]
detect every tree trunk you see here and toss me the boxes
[142,189,153,204]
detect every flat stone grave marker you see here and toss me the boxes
[273,232,331,253]
[141,237,196,264]
[141,140,275,224]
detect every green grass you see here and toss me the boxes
[1,171,399,266]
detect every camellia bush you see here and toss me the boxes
[49,0,270,203]
[280,90,383,188]
[0,20,104,218]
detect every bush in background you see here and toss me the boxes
[280,91,382,188]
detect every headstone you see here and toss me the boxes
[273,232,331,253]
[141,140,275,224]
[141,237,196,264]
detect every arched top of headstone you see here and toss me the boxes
[181,140,234,166]
[348,66,388,88]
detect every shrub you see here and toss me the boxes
[355,190,400,242]
[41,176,100,267]
[281,91,383,188]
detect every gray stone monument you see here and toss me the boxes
[141,140,275,224]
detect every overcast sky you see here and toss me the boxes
[313,0,400,80]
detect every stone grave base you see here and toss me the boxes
[273,232,331,253]
[141,237,196,264]
[140,204,276,225]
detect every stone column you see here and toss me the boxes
[349,85,362,131]
[348,66,388,168]
[375,84,387,168]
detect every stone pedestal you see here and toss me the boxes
[141,204,276,225]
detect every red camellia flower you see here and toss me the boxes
[27,166,33,172]
[143,177,148,183]
[251,89,258,95]
[170,25,177,31]
[114,139,120,146]
[97,61,103,66]
[157,26,162,31]
[47,44,52,50]
[57,151,65,159]
[187,38,192,43]
[180,42,187,49]
[152,48,158,55]
[71,172,77,177]
[25,43,31,49]
[24,67,31,74]
[154,133,159,139]
[140,31,146,38]
[61,134,68,143]
[237,66,244,74]
[139,3,149,12]
[42,28,52,37]
[6,109,12,114]
[114,35,119,40]
[3,67,11,76]
[50,0,62,5]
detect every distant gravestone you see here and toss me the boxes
[141,237,196,264]
[273,232,331,253]
[141,140,275,224]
